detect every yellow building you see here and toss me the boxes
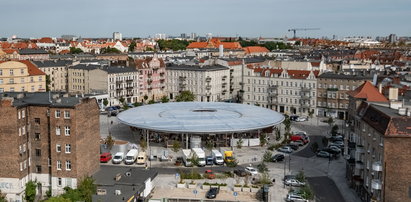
[0,60,46,93]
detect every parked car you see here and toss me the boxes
[330,135,343,142]
[284,179,306,187]
[245,167,258,175]
[272,154,285,162]
[290,115,299,121]
[291,140,304,146]
[204,170,216,179]
[283,175,296,182]
[286,144,299,150]
[234,169,248,177]
[324,146,341,154]
[317,150,331,158]
[100,152,112,163]
[112,152,124,164]
[296,116,308,122]
[329,141,344,148]
[278,146,293,153]
[286,193,308,202]
[206,187,219,199]
[290,135,309,144]
[206,156,214,165]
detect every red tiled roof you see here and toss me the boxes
[287,70,315,79]
[19,60,46,76]
[187,38,242,49]
[59,49,70,54]
[243,46,269,54]
[3,49,18,54]
[347,81,388,102]
[187,42,209,49]
[38,37,53,43]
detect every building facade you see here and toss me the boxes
[243,67,318,116]
[317,72,372,119]
[166,65,230,102]
[0,92,100,201]
[135,56,166,102]
[32,61,72,92]
[0,60,46,93]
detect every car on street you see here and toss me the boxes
[245,167,258,175]
[284,179,306,187]
[272,154,285,162]
[296,116,308,122]
[286,144,299,150]
[206,187,219,199]
[316,150,331,158]
[286,193,308,202]
[291,140,304,146]
[283,175,296,182]
[112,152,124,164]
[324,146,341,154]
[100,152,112,163]
[234,169,248,177]
[329,141,344,148]
[330,135,343,142]
[290,115,299,121]
[278,146,293,153]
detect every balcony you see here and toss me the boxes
[206,85,211,90]
[160,72,165,77]
[222,75,227,80]
[301,87,311,92]
[268,99,278,104]
[269,93,278,98]
[222,82,227,87]
[371,179,382,190]
[372,162,383,172]
[206,92,211,96]
[126,79,133,83]
[179,76,186,80]
[300,103,311,108]
[205,77,211,82]
[179,83,187,87]
[355,161,364,170]
[301,95,311,100]
[327,88,339,91]
[268,85,278,90]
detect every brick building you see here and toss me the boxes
[0,92,100,201]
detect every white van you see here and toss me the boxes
[124,149,138,165]
[112,152,124,164]
[136,151,147,165]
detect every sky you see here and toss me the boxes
[1,0,411,39]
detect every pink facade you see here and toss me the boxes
[135,55,166,102]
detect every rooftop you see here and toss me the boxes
[0,92,84,108]
[347,81,388,102]
[117,102,284,134]
[166,65,229,71]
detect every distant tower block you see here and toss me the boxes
[113,32,122,41]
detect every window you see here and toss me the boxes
[66,160,71,170]
[64,111,70,119]
[34,118,40,124]
[64,126,70,136]
[20,162,23,171]
[21,69,24,74]
[55,110,61,118]
[0,69,2,75]
[56,127,61,136]
[9,69,14,75]
[22,110,25,118]
[19,128,21,136]
[58,178,62,186]
[0,79,2,84]
[23,144,26,152]
[10,87,14,92]
[65,144,71,153]
[36,165,41,173]
[35,149,41,156]
[35,133,40,140]
[57,161,62,170]
[56,144,61,152]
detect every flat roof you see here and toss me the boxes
[117,102,284,134]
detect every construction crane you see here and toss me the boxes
[288,28,320,38]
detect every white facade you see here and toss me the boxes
[113,32,122,41]
[166,65,230,102]
[108,70,139,105]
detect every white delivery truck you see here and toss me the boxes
[112,152,125,164]
[182,149,193,167]
[136,151,147,165]
[191,148,206,167]
[124,149,138,165]
[211,150,224,165]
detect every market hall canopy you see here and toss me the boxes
[117,102,285,134]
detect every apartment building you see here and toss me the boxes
[134,56,166,102]
[0,92,100,201]
[166,65,230,102]
[68,64,138,105]
[317,72,372,119]
[18,49,49,61]
[32,60,73,92]
[346,100,411,202]
[243,66,318,116]
[0,60,46,93]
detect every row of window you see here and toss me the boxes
[248,79,316,88]
[0,85,41,93]
[109,75,137,82]
[56,126,71,136]
[0,76,40,84]
[318,83,357,90]
[0,69,28,76]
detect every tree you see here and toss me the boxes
[296,170,306,182]
[257,162,268,173]
[236,138,243,149]
[263,151,273,162]
[225,157,238,167]
[25,181,37,202]
[104,135,115,150]
[103,99,108,107]
[172,140,181,152]
[77,176,96,202]
[0,190,7,202]
[148,100,155,104]
[133,102,142,107]
[326,117,334,127]
[140,138,147,152]
[128,41,136,52]
[119,97,125,104]
[157,39,189,51]
[283,116,292,140]
[205,140,214,151]
[69,47,83,54]
[45,196,71,202]
[175,91,195,102]
[308,109,314,119]
[260,133,267,146]
[331,125,339,136]
[101,47,121,54]
[61,187,82,202]
[160,95,169,103]
[143,95,149,101]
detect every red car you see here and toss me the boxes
[100,153,112,163]
[290,135,309,144]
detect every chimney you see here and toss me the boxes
[219,45,224,58]
[378,84,383,94]
[388,87,398,101]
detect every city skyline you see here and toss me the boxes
[1,0,411,39]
